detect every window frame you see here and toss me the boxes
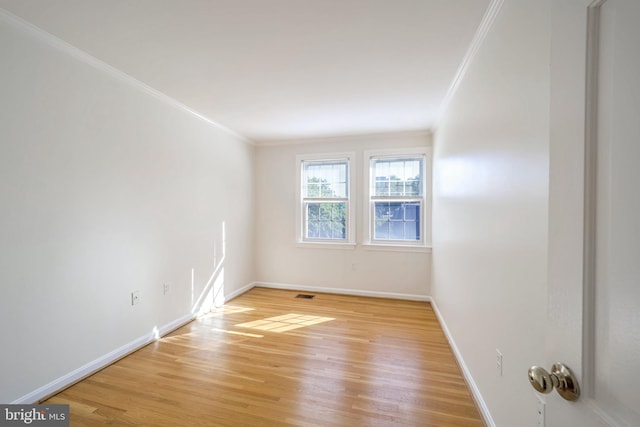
[364,148,431,249]
[296,152,356,247]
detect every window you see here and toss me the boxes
[297,153,355,245]
[365,148,430,247]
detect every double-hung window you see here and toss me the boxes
[365,148,430,247]
[297,153,355,245]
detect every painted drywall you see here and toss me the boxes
[432,0,550,426]
[0,12,254,403]
[254,132,431,298]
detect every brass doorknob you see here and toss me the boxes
[528,363,580,401]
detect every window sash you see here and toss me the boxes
[303,200,349,240]
[299,156,352,243]
[368,153,427,245]
[303,160,349,200]
[371,157,423,197]
[370,199,423,242]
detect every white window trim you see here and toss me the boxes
[296,152,356,247]
[363,147,432,249]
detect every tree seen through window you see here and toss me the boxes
[302,161,348,240]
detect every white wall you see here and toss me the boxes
[432,1,550,426]
[0,12,254,403]
[255,132,431,298]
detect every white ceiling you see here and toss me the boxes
[0,0,490,143]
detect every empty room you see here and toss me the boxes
[1,0,638,426]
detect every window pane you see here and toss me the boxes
[332,221,346,239]
[373,201,421,241]
[306,182,320,197]
[307,220,319,238]
[404,221,420,240]
[319,204,332,220]
[308,204,319,220]
[304,161,348,199]
[390,180,404,196]
[320,182,334,197]
[405,160,420,181]
[390,221,405,239]
[319,222,332,239]
[331,203,342,220]
[374,219,389,239]
[390,202,403,220]
[404,203,418,220]
[375,180,389,196]
[405,179,420,196]
[375,202,389,220]
[306,202,347,240]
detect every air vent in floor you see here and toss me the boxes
[295,294,315,299]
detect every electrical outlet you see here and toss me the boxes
[496,349,503,376]
[163,283,170,295]
[536,395,545,427]
[131,290,140,306]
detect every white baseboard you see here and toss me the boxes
[219,282,255,304]
[12,281,259,404]
[11,313,194,404]
[430,299,495,427]
[253,281,431,302]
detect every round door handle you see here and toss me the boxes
[527,362,580,401]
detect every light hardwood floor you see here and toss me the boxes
[45,288,485,426]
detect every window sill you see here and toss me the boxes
[361,243,432,253]
[296,241,357,250]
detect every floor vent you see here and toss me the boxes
[295,294,315,299]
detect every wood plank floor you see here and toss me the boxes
[45,288,485,426]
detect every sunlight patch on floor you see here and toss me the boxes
[211,328,264,338]
[235,313,334,333]
[210,305,255,316]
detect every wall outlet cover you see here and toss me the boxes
[131,290,140,306]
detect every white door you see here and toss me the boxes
[546,0,640,425]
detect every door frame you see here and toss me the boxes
[581,0,603,401]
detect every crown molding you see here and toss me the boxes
[434,0,504,130]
